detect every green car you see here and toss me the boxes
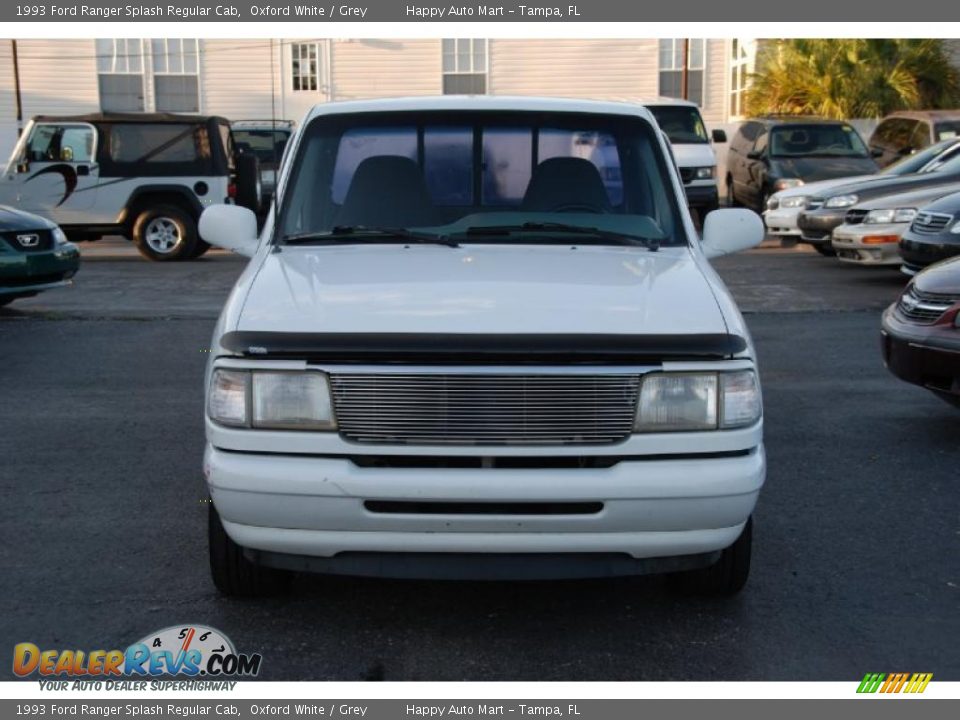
[0,205,80,307]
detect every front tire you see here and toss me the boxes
[670,516,752,597]
[208,502,290,597]
[813,242,836,257]
[132,205,199,262]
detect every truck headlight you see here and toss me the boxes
[252,371,336,429]
[208,369,337,430]
[695,166,716,180]
[634,370,762,432]
[773,178,803,191]
[825,194,859,209]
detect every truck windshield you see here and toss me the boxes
[278,110,687,247]
[770,124,870,158]
[647,106,709,144]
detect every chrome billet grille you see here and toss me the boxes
[329,373,640,446]
[897,286,958,324]
[911,212,953,235]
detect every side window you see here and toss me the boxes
[25,125,94,163]
[482,128,532,206]
[732,122,758,153]
[108,123,207,164]
[910,121,932,150]
[424,127,473,206]
[872,119,895,145]
[752,129,769,156]
[331,127,417,204]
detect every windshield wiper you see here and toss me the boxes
[458,222,660,251]
[283,226,460,248]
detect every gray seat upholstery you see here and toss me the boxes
[521,157,612,213]
[336,155,437,227]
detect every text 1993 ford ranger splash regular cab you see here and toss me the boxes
[198,97,766,597]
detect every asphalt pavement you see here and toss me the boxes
[1,240,957,681]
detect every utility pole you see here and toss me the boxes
[11,40,23,136]
[681,38,689,101]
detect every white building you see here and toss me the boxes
[0,38,758,158]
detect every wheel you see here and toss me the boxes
[725,177,739,207]
[132,205,199,262]
[187,239,211,259]
[208,501,290,597]
[669,516,752,597]
[236,153,262,213]
[813,242,836,257]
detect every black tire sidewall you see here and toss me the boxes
[132,205,198,262]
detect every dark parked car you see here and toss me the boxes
[0,205,79,307]
[869,110,960,168]
[881,255,960,407]
[726,117,879,212]
[798,151,960,255]
[899,190,960,274]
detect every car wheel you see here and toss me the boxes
[208,501,291,597]
[187,239,211,259]
[725,177,738,207]
[669,516,752,597]
[133,205,199,262]
[813,242,837,257]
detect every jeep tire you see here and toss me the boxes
[208,501,290,597]
[669,516,752,597]
[132,204,199,262]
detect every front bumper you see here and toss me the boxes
[899,234,960,275]
[684,183,719,212]
[0,244,80,296]
[881,305,960,400]
[205,442,765,571]
[763,207,802,236]
[797,209,846,244]
[832,223,905,265]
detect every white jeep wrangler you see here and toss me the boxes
[199,96,766,597]
[0,113,259,261]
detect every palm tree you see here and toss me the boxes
[744,39,960,119]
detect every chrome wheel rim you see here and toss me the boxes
[144,217,182,254]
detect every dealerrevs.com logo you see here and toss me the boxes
[13,625,262,687]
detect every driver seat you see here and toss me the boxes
[521,157,612,213]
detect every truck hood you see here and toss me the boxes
[235,244,728,337]
[770,156,879,182]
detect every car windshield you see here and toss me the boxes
[278,110,686,246]
[232,129,290,164]
[882,139,960,175]
[934,121,960,141]
[647,106,709,144]
[770,124,870,158]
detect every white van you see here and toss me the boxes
[199,96,765,598]
[641,98,724,222]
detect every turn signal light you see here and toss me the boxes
[861,235,899,245]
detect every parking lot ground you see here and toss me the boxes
[1,246,958,681]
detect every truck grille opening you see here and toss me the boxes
[364,501,604,515]
[329,373,640,446]
[348,455,624,469]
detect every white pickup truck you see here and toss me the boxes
[199,96,766,597]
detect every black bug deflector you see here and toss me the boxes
[220,331,747,363]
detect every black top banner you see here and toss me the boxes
[6,0,957,22]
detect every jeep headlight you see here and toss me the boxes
[825,194,859,209]
[634,370,761,432]
[208,369,336,430]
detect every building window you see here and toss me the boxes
[658,39,705,107]
[96,39,145,112]
[291,43,320,92]
[151,39,200,112]
[729,39,754,120]
[442,39,487,94]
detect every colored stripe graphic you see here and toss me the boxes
[857,672,932,694]
[857,673,885,693]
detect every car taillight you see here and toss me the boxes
[227,182,237,199]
